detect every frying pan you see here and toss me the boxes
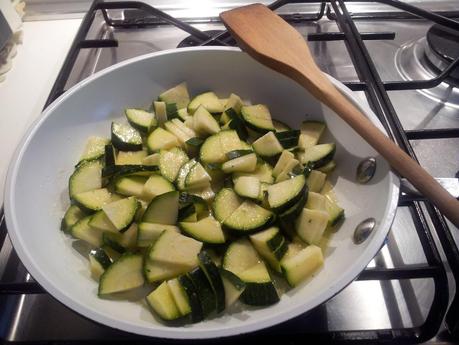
[4,47,399,339]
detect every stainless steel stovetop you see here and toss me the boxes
[1,1,458,343]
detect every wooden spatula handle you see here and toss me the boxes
[321,83,459,227]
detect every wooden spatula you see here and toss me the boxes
[220,3,459,228]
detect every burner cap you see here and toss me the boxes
[426,24,459,63]
[177,30,226,48]
[425,24,459,82]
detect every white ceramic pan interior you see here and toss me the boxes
[5,47,399,339]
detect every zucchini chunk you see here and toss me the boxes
[306,170,327,193]
[252,131,283,157]
[142,191,179,224]
[305,191,326,211]
[185,162,212,189]
[116,150,148,165]
[239,262,279,306]
[220,268,246,308]
[187,267,216,317]
[61,205,86,233]
[159,147,189,182]
[299,143,336,168]
[272,150,295,178]
[188,91,224,114]
[167,278,192,317]
[89,248,112,280]
[250,226,287,272]
[234,176,260,200]
[125,108,156,133]
[78,136,109,164]
[147,127,180,152]
[98,253,144,295]
[281,245,323,286]
[212,188,243,223]
[241,104,275,133]
[141,174,175,202]
[146,281,182,321]
[137,222,180,247]
[267,174,306,212]
[233,161,274,184]
[69,159,103,200]
[148,230,202,267]
[295,208,329,245]
[180,217,225,244]
[298,121,326,150]
[198,251,225,313]
[114,175,148,198]
[73,188,113,212]
[223,200,273,233]
[71,215,103,247]
[111,122,143,151]
[102,196,139,232]
[199,133,226,164]
[178,275,204,322]
[193,105,221,136]
[158,82,190,109]
[221,153,257,173]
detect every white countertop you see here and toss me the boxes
[0,19,81,204]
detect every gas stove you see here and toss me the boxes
[1,1,459,343]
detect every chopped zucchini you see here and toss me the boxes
[318,160,336,173]
[267,174,306,212]
[234,176,260,199]
[193,105,220,136]
[167,278,192,317]
[69,159,102,200]
[305,192,326,211]
[89,210,117,233]
[137,222,180,247]
[324,193,345,226]
[223,238,261,275]
[306,170,327,193]
[187,267,216,317]
[73,188,113,212]
[239,262,279,306]
[199,133,226,164]
[102,197,139,232]
[298,121,326,150]
[278,192,308,224]
[78,136,109,164]
[275,158,300,183]
[273,119,291,132]
[71,215,103,247]
[147,127,180,152]
[159,147,189,182]
[299,143,336,168]
[221,153,257,173]
[158,82,190,109]
[252,131,283,157]
[281,245,323,286]
[295,208,329,245]
[125,108,156,133]
[114,175,148,198]
[224,93,243,113]
[141,174,175,202]
[198,251,225,313]
[111,122,143,151]
[272,150,295,178]
[178,274,204,322]
[212,188,243,223]
[185,162,211,189]
[89,248,112,280]
[233,161,274,184]
[98,253,144,295]
[142,191,179,224]
[146,281,182,321]
[116,150,148,165]
[61,205,86,233]
[223,200,273,233]
[220,268,246,308]
[250,227,287,272]
[188,91,224,114]
[148,230,203,267]
[241,104,275,133]
[180,217,225,244]
[144,259,191,282]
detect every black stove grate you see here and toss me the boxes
[1,0,459,343]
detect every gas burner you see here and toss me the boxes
[425,24,459,81]
[177,30,226,48]
[395,35,459,109]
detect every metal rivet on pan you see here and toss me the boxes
[353,218,376,244]
[356,157,377,184]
